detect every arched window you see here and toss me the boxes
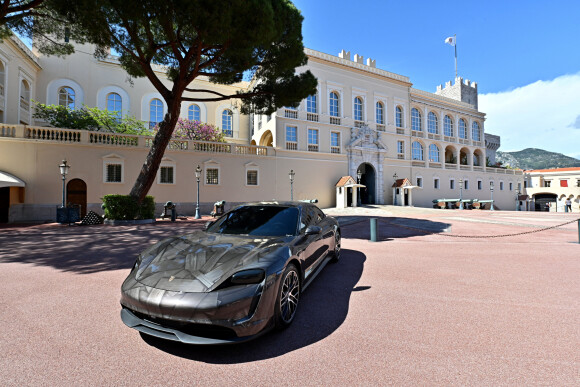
[20,79,30,111]
[58,87,75,109]
[188,104,201,121]
[411,108,421,132]
[376,102,384,125]
[222,109,233,137]
[444,115,453,137]
[429,144,440,162]
[396,106,403,128]
[428,112,438,134]
[149,98,163,129]
[329,92,340,117]
[472,121,481,141]
[107,92,122,119]
[459,118,467,139]
[306,94,317,113]
[354,97,363,121]
[412,141,424,161]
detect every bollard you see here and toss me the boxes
[171,206,176,222]
[578,219,580,244]
[370,218,378,242]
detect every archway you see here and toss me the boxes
[357,163,376,204]
[259,130,273,147]
[67,178,87,218]
[534,193,557,212]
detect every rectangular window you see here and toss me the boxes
[206,168,219,185]
[416,177,423,188]
[509,182,513,191]
[106,164,122,183]
[524,181,528,188]
[331,131,340,153]
[518,183,522,191]
[500,182,504,190]
[450,180,455,190]
[545,180,551,188]
[308,128,319,152]
[434,178,439,189]
[159,166,174,184]
[246,170,258,186]
[478,180,482,190]
[286,126,297,150]
[464,180,469,190]
[576,180,580,187]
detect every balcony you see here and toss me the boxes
[331,146,340,154]
[396,128,405,135]
[330,117,341,126]
[444,136,455,143]
[306,113,319,122]
[376,124,385,131]
[354,120,364,128]
[308,144,319,152]
[286,142,297,150]
[412,160,426,167]
[284,109,298,119]
[411,130,423,138]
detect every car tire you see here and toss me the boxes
[331,230,341,263]
[274,264,300,330]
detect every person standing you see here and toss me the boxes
[565,198,572,212]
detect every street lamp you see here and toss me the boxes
[490,181,495,211]
[515,190,521,211]
[289,169,295,201]
[459,178,463,210]
[194,165,202,219]
[59,159,70,208]
[357,169,362,206]
[393,172,398,206]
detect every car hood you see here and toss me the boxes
[134,231,291,292]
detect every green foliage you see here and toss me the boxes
[102,194,155,220]
[33,102,153,135]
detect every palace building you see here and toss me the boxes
[0,35,525,223]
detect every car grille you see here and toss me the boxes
[131,310,237,340]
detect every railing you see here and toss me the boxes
[330,117,341,125]
[27,126,82,143]
[473,141,483,147]
[331,146,340,154]
[396,128,405,135]
[308,144,319,152]
[473,166,484,172]
[236,145,268,156]
[427,133,441,140]
[412,161,425,167]
[376,124,385,131]
[92,132,138,146]
[307,113,319,122]
[444,136,455,143]
[354,120,364,128]
[460,165,471,171]
[286,142,297,150]
[429,162,442,168]
[411,130,423,138]
[0,124,16,137]
[397,154,404,159]
[192,142,232,153]
[445,163,456,169]
[284,109,298,119]
[459,138,469,145]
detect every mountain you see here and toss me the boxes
[496,148,580,170]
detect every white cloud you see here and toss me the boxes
[479,73,580,160]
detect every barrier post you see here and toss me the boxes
[578,219,579,244]
[370,218,378,242]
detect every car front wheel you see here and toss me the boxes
[274,264,300,329]
[331,230,341,263]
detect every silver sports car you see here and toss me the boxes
[120,201,341,344]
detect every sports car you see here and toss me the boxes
[120,201,341,345]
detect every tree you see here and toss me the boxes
[0,0,85,56]
[53,0,317,202]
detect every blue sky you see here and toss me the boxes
[293,0,580,159]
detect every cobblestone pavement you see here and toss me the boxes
[0,207,578,386]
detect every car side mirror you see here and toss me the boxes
[304,225,322,235]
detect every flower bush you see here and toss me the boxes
[170,119,226,142]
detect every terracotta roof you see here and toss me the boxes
[392,178,412,188]
[525,167,580,173]
[335,176,356,187]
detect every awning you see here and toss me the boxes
[0,171,25,188]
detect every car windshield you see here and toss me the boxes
[207,206,299,236]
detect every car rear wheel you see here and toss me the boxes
[274,264,300,329]
[331,231,341,263]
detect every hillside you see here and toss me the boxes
[496,148,580,170]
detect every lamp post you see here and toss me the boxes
[516,190,521,211]
[357,169,362,206]
[194,165,202,219]
[59,160,70,208]
[289,169,295,201]
[393,172,398,206]
[490,181,495,211]
[459,178,463,210]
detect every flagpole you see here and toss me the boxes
[454,34,457,78]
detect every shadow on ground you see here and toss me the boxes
[335,216,450,241]
[140,248,366,363]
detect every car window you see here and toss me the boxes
[207,206,299,236]
[313,207,325,222]
[300,206,315,232]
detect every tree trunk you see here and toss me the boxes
[129,97,180,202]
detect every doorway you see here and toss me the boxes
[534,193,557,212]
[67,179,87,218]
[0,187,9,223]
[357,163,376,205]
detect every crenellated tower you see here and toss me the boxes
[435,77,478,109]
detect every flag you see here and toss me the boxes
[445,36,456,46]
